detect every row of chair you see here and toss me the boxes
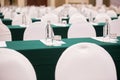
[0,18,120,41]
[0,42,117,80]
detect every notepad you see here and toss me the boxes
[0,41,7,47]
[40,39,66,46]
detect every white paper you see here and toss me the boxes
[90,22,98,25]
[20,24,29,27]
[92,37,119,43]
[0,41,7,47]
[40,39,66,46]
[52,23,69,27]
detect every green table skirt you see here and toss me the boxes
[5,37,120,80]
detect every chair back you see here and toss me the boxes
[55,42,117,80]
[0,24,12,41]
[0,48,37,80]
[68,22,96,38]
[109,19,120,36]
[23,22,54,40]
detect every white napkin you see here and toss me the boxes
[0,41,7,47]
[40,39,66,46]
[92,37,118,43]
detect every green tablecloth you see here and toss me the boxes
[5,37,120,80]
[7,23,105,41]
[0,12,2,15]
[2,18,41,25]
[0,15,4,19]
[2,18,12,25]
[52,23,105,38]
[7,25,25,41]
[32,18,41,22]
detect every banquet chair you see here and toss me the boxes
[94,13,111,23]
[68,6,79,17]
[0,23,12,41]
[69,13,87,24]
[12,14,32,26]
[67,22,96,38]
[55,42,117,80]
[106,10,117,18]
[23,22,54,40]
[0,48,37,80]
[109,19,120,36]
[41,13,59,24]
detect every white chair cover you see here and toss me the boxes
[0,24,12,41]
[106,10,117,18]
[68,22,96,38]
[94,13,111,23]
[12,14,32,26]
[41,13,59,24]
[23,22,54,40]
[109,19,120,36]
[69,13,87,24]
[0,48,37,80]
[55,42,117,80]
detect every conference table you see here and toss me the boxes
[1,18,41,25]
[3,37,120,80]
[7,23,105,41]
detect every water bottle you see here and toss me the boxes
[103,19,110,38]
[45,21,54,43]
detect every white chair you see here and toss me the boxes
[94,13,111,23]
[23,22,54,40]
[12,14,32,26]
[109,19,120,36]
[69,13,87,24]
[55,42,117,80]
[68,22,96,38]
[106,10,117,18]
[0,48,37,80]
[41,13,59,24]
[68,6,79,17]
[0,24,12,41]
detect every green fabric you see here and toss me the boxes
[7,23,105,41]
[0,15,4,19]
[7,25,25,41]
[31,18,41,22]
[51,24,70,38]
[5,37,120,80]
[2,19,12,25]
[111,17,118,20]
[62,17,69,24]
[0,12,2,15]
[2,18,40,25]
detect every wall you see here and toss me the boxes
[55,0,65,7]
[66,0,89,4]
[110,0,120,7]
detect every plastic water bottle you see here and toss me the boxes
[45,21,54,44]
[103,19,110,38]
